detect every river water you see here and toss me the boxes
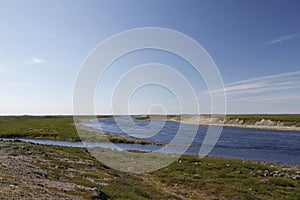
[2,117,300,166]
[83,117,300,166]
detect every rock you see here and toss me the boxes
[88,163,93,167]
[235,170,242,174]
[33,170,48,179]
[260,179,269,184]
[21,146,30,152]
[37,183,44,187]
[90,187,108,200]
[9,184,19,189]
[193,174,201,179]
[263,170,269,177]
[42,151,47,157]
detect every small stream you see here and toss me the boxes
[0,138,160,152]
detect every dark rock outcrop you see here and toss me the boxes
[90,187,108,200]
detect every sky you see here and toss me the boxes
[0,0,300,115]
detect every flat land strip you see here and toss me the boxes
[0,141,299,199]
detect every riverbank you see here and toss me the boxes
[165,115,300,131]
[1,115,299,143]
[2,116,299,166]
[0,116,164,145]
[75,122,165,145]
[1,140,299,199]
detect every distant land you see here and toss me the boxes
[131,114,300,131]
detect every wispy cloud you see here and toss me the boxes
[225,70,300,103]
[268,34,297,45]
[230,94,300,103]
[199,70,300,104]
[225,70,300,95]
[29,57,44,64]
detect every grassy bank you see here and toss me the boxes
[1,141,299,199]
[1,115,300,142]
[0,116,79,141]
[0,116,162,145]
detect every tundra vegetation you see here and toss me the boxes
[0,115,300,199]
[0,141,299,199]
[1,114,299,141]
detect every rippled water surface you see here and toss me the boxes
[83,117,300,165]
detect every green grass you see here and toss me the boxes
[0,116,80,141]
[1,115,300,142]
[0,116,160,144]
[2,141,299,199]
[82,171,108,179]
[151,155,300,199]
[1,141,180,199]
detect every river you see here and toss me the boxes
[2,117,300,166]
[83,117,300,166]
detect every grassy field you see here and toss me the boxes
[0,116,151,144]
[1,115,300,142]
[0,116,79,141]
[1,141,299,199]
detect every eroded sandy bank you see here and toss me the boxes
[167,116,300,131]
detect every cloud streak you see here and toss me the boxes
[199,70,300,105]
[230,93,300,103]
[29,57,44,64]
[225,70,300,96]
[226,70,300,104]
[268,34,297,44]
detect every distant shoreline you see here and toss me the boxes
[78,115,300,132]
[165,116,300,131]
[170,119,300,131]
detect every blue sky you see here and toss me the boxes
[0,0,299,115]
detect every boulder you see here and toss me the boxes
[90,187,108,200]
[260,179,269,184]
